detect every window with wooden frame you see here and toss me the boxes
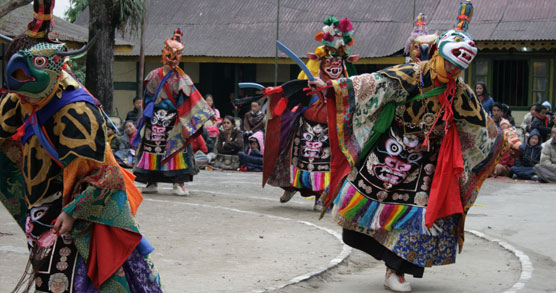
[531,60,549,104]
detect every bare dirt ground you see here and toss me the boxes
[2,171,547,292]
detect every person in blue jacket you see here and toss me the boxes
[511,129,542,180]
[475,82,494,116]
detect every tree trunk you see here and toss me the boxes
[85,0,116,114]
[0,0,32,18]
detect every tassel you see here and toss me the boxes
[12,122,27,141]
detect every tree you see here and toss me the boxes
[0,0,32,18]
[64,0,88,23]
[0,0,33,17]
[66,0,144,114]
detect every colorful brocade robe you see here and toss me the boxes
[264,95,331,195]
[134,66,214,184]
[0,72,162,292]
[326,61,504,267]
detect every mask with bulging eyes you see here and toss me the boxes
[301,122,329,159]
[321,56,345,79]
[437,29,477,70]
[151,109,176,141]
[6,42,67,101]
[372,129,424,186]
[161,39,184,69]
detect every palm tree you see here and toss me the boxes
[66,0,145,114]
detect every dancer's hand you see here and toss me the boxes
[53,211,75,235]
[308,77,326,89]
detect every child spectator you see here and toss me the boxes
[239,131,264,172]
[533,127,556,183]
[501,103,515,126]
[491,118,515,177]
[107,124,123,152]
[511,129,542,180]
[191,134,209,169]
[205,94,221,122]
[491,103,505,127]
[530,104,554,142]
[500,119,522,150]
[191,133,208,154]
[243,101,265,133]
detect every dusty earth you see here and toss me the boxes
[2,171,550,292]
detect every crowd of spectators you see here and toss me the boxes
[478,84,556,183]
[195,95,266,172]
[115,89,556,182]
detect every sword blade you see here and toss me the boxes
[276,40,315,81]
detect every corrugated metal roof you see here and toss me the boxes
[73,0,556,58]
[1,4,132,46]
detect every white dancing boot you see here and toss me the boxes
[173,183,189,196]
[279,190,296,203]
[142,183,158,193]
[384,268,411,292]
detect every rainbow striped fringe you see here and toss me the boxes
[332,180,440,236]
[137,152,188,171]
[290,165,330,192]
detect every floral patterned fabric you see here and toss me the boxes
[135,66,214,184]
[328,61,501,267]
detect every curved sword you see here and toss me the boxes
[0,33,13,43]
[238,82,265,90]
[276,40,314,81]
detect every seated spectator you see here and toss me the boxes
[491,117,515,177]
[113,121,138,168]
[192,132,208,154]
[500,119,522,150]
[492,148,515,178]
[491,103,505,127]
[511,129,541,180]
[530,104,554,142]
[122,120,138,149]
[107,124,123,152]
[190,134,209,169]
[212,116,244,170]
[475,82,494,115]
[533,127,556,183]
[243,101,265,133]
[216,116,243,155]
[197,127,212,152]
[542,100,553,112]
[239,131,264,172]
[521,103,539,131]
[501,103,515,126]
[125,96,142,125]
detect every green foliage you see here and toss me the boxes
[64,0,88,23]
[67,59,86,85]
[117,0,145,36]
[64,0,145,36]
